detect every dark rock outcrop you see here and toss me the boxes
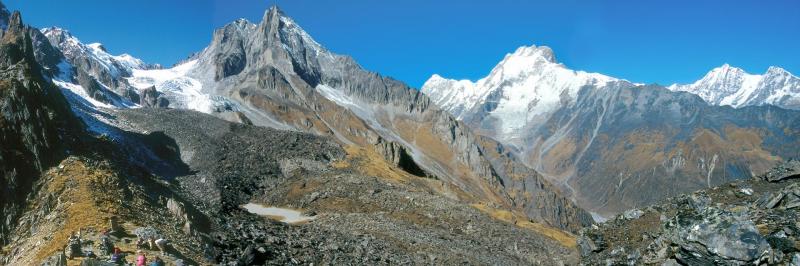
[211,19,249,81]
[139,86,169,107]
[764,159,800,182]
[28,27,61,77]
[372,137,428,177]
[111,108,345,212]
[0,10,80,245]
[579,160,800,265]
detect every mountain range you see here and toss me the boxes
[1,1,799,264]
[423,45,800,217]
[668,64,800,110]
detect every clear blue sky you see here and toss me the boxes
[6,0,800,88]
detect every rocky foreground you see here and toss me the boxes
[579,160,800,265]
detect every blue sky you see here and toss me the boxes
[6,0,800,88]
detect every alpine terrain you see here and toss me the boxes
[1,1,799,265]
[423,45,800,218]
[1,2,590,265]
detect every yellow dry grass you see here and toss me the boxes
[335,145,575,247]
[336,145,417,184]
[685,127,781,175]
[540,137,578,173]
[471,203,577,249]
[605,131,668,173]
[335,145,476,202]
[34,158,123,263]
[391,118,455,164]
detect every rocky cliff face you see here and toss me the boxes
[0,10,81,246]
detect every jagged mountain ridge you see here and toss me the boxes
[424,49,800,117]
[38,25,171,110]
[668,64,800,110]
[423,45,800,217]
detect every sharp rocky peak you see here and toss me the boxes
[264,5,284,20]
[6,10,21,31]
[210,5,324,52]
[0,10,33,66]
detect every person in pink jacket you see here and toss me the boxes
[136,250,147,266]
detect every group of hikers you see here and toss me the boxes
[64,227,172,266]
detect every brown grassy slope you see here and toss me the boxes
[334,145,578,248]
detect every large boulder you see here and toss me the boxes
[667,207,770,264]
[764,160,800,182]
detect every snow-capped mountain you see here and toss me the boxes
[42,27,147,77]
[41,27,152,83]
[422,45,629,145]
[421,45,800,217]
[668,64,800,110]
[39,27,154,108]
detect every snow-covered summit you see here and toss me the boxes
[42,27,147,77]
[668,64,800,110]
[422,44,625,141]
